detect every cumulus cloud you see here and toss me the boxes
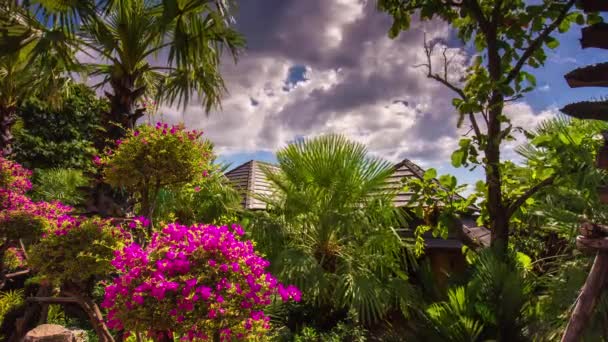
[157,0,556,168]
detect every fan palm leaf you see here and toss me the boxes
[249,134,417,325]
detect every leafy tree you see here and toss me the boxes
[13,83,107,171]
[1,0,244,142]
[377,0,602,252]
[248,134,416,326]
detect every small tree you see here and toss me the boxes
[29,218,132,342]
[102,123,213,222]
[377,0,602,253]
[103,223,300,341]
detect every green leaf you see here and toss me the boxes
[545,37,559,49]
[423,168,437,181]
[439,174,457,190]
[451,150,465,167]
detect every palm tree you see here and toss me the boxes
[0,3,76,155]
[421,249,534,342]
[80,0,244,140]
[248,134,417,326]
[1,0,243,142]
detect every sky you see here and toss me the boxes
[155,0,607,188]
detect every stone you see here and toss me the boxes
[22,324,74,342]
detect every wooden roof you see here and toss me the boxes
[561,100,608,121]
[580,0,608,12]
[581,23,608,50]
[224,160,279,210]
[565,62,608,88]
[225,158,491,248]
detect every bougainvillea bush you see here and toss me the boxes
[0,156,73,248]
[101,123,214,219]
[103,223,301,340]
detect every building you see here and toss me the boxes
[225,159,490,285]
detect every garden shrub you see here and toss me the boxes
[101,123,213,219]
[29,218,132,289]
[103,223,301,340]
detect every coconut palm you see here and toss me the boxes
[248,134,417,326]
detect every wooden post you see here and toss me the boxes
[561,251,608,342]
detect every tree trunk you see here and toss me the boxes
[62,287,115,342]
[73,293,115,342]
[485,28,510,255]
[105,76,146,142]
[0,105,17,156]
[561,251,608,342]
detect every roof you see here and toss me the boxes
[224,158,491,248]
[224,160,279,210]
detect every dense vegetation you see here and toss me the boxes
[0,0,606,341]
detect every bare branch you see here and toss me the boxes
[507,175,556,217]
[505,0,577,84]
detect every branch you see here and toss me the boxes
[505,0,576,84]
[507,175,556,217]
[26,296,80,304]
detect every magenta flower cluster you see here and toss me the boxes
[103,223,300,340]
[0,157,74,236]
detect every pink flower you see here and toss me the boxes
[194,186,201,192]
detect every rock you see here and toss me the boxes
[22,324,74,342]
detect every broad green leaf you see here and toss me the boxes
[423,168,437,181]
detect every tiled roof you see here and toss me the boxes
[224,158,491,248]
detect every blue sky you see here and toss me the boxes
[165,1,606,190]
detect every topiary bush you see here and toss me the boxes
[103,223,301,341]
[101,123,213,220]
[29,218,132,289]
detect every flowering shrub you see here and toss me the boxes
[0,157,73,243]
[0,156,32,194]
[103,223,301,340]
[29,218,132,287]
[4,247,26,271]
[101,123,214,219]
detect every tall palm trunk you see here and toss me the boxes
[0,105,17,156]
[105,75,146,141]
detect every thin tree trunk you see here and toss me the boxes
[562,251,608,342]
[0,105,17,156]
[485,27,510,255]
[62,289,115,342]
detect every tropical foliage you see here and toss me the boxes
[248,134,415,326]
[13,83,107,171]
